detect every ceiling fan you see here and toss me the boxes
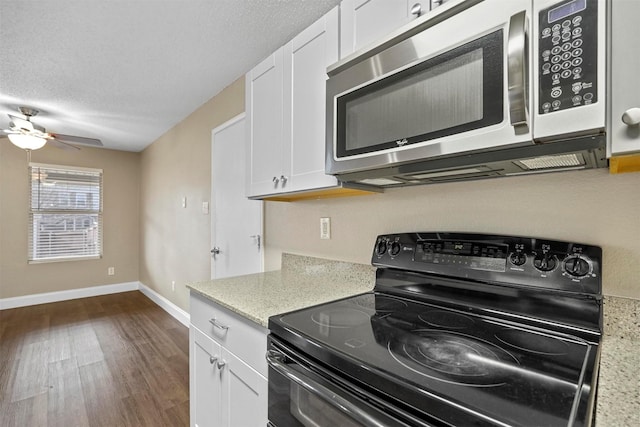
[2,106,103,151]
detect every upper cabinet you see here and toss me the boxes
[340,0,424,58]
[283,7,340,193]
[609,0,640,157]
[245,49,286,197]
[246,7,339,199]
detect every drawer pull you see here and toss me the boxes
[209,317,229,330]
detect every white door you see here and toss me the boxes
[211,114,263,279]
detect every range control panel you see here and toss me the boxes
[372,232,602,295]
[538,0,598,115]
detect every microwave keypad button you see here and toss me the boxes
[552,46,562,55]
[542,63,551,73]
[542,27,552,37]
[562,20,572,28]
[561,70,572,79]
[551,88,563,99]
[583,93,594,102]
[552,36,561,44]
[573,67,583,76]
[551,64,562,73]
[561,61,572,70]
[552,24,561,32]
[552,100,561,109]
[542,102,552,110]
[561,52,572,61]
[572,95,582,104]
[572,15,583,26]
[572,48,583,57]
[572,57,583,67]
[562,32,571,41]
[573,27,583,37]
[551,55,562,64]
[542,50,551,59]
[572,38,583,48]
[562,42,572,51]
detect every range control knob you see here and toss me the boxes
[375,240,387,256]
[533,254,557,272]
[563,256,591,277]
[509,252,527,266]
[389,241,402,257]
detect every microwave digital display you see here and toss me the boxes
[548,0,586,23]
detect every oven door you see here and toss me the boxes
[326,0,533,176]
[267,338,428,427]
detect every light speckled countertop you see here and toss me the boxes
[187,254,639,426]
[596,295,640,426]
[187,253,375,328]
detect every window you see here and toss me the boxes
[29,163,103,262]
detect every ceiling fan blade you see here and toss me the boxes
[48,139,81,151]
[51,133,103,147]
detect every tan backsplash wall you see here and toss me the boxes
[139,77,244,312]
[265,168,640,299]
[0,143,140,299]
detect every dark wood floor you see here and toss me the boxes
[0,291,190,427]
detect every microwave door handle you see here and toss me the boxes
[267,350,404,427]
[508,10,529,129]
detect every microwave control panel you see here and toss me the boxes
[538,0,598,115]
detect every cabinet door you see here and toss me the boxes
[246,49,286,197]
[220,348,268,427]
[340,0,418,58]
[283,6,339,192]
[609,0,640,155]
[190,327,223,427]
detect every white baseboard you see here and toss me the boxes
[0,281,139,310]
[138,282,190,327]
[0,282,190,327]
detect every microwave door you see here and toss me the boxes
[326,0,533,176]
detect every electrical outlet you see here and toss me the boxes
[320,217,331,240]
[108,267,115,276]
[172,280,176,291]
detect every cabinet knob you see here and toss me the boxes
[272,176,280,185]
[209,356,218,365]
[622,108,640,126]
[217,360,226,370]
[280,175,288,185]
[411,3,422,17]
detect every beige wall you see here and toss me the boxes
[265,168,640,299]
[0,142,140,299]
[139,77,244,312]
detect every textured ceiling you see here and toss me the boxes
[0,0,341,152]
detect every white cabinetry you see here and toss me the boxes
[609,0,640,157]
[189,292,268,427]
[246,7,339,199]
[340,0,424,58]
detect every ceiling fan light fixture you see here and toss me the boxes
[8,133,47,150]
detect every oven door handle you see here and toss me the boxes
[507,10,529,130]
[267,350,395,427]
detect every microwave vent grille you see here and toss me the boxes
[516,154,585,170]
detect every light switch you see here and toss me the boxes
[182,197,187,208]
[202,201,210,214]
[320,217,331,239]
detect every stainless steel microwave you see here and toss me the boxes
[325,0,608,187]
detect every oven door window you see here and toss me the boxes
[336,30,504,158]
[268,354,413,427]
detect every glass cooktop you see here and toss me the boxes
[273,292,595,426]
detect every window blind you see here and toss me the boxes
[29,163,103,262]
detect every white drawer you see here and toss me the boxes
[190,292,268,377]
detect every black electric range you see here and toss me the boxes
[267,232,602,427]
